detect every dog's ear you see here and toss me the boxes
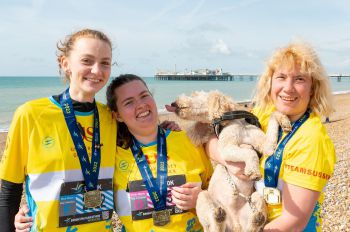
[208,91,237,120]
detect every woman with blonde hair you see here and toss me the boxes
[207,41,336,231]
[0,28,117,231]
[253,41,334,119]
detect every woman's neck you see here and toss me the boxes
[288,111,307,123]
[69,88,95,103]
[131,127,159,145]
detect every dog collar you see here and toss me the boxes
[211,110,261,137]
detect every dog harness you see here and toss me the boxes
[223,165,257,213]
[211,110,261,138]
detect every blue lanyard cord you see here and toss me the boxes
[60,88,101,191]
[130,127,168,211]
[264,110,310,188]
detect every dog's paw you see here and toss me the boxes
[263,142,275,156]
[245,169,261,181]
[214,207,226,223]
[272,111,292,132]
[276,113,292,132]
[280,119,292,132]
[252,212,266,227]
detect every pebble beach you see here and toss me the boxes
[0,93,349,231]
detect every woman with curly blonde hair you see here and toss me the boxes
[206,41,336,231]
[253,41,334,118]
[251,41,336,231]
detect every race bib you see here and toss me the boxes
[59,179,113,227]
[129,175,186,221]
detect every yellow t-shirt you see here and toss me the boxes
[0,97,117,231]
[114,130,213,232]
[253,107,336,231]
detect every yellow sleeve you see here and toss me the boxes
[282,127,336,192]
[0,104,32,183]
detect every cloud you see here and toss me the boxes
[210,39,231,55]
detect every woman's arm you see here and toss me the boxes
[0,179,23,232]
[264,183,320,231]
[204,135,221,163]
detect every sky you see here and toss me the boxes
[1,0,350,77]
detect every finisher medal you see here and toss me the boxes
[264,110,310,206]
[61,88,103,210]
[131,127,170,226]
[152,209,171,226]
[263,187,281,205]
[84,189,102,208]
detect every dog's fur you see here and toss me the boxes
[170,90,291,232]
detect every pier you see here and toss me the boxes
[154,74,258,81]
[329,74,350,82]
[155,73,350,82]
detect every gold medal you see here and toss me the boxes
[152,209,170,226]
[84,190,102,208]
[263,187,281,205]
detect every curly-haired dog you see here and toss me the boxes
[166,90,291,232]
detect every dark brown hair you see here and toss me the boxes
[106,74,148,149]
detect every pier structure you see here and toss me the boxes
[155,68,258,81]
[154,74,258,81]
[155,70,350,82]
[329,74,350,82]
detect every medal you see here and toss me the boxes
[263,110,310,206]
[263,187,281,205]
[152,209,170,226]
[84,189,102,208]
[131,127,170,224]
[61,88,103,209]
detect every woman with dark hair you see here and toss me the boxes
[107,74,213,231]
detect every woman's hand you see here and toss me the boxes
[14,204,32,232]
[160,120,181,131]
[171,182,202,210]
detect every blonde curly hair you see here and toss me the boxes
[253,41,334,117]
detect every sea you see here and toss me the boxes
[1,76,350,132]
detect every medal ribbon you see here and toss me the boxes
[130,127,168,211]
[264,110,310,188]
[60,88,101,191]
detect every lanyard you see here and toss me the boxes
[60,88,101,191]
[264,110,310,188]
[130,127,168,211]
